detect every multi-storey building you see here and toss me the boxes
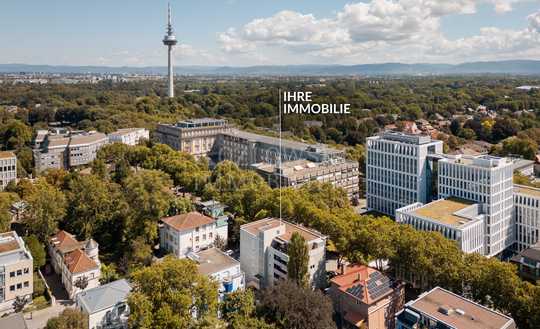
[48,231,101,299]
[76,279,131,329]
[155,118,229,157]
[108,128,149,146]
[191,248,245,301]
[214,129,344,168]
[396,198,485,254]
[253,158,359,200]
[240,218,326,289]
[513,185,540,252]
[159,211,228,258]
[329,265,404,329]
[34,130,108,172]
[395,287,516,329]
[0,152,17,190]
[438,155,514,257]
[366,132,443,216]
[0,231,33,312]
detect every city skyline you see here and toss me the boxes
[1,0,539,67]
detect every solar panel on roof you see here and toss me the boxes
[346,284,364,298]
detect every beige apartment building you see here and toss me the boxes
[0,231,33,313]
[0,152,17,190]
[253,158,359,200]
[155,118,229,157]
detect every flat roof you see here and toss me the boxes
[195,248,239,276]
[409,287,515,329]
[514,185,540,199]
[69,132,108,146]
[0,151,16,159]
[241,218,325,242]
[412,198,476,227]
[0,232,22,254]
[77,279,131,314]
[223,129,342,155]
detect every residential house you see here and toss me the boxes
[76,279,131,329]
[48,231,101,299]
[0,232,33,312]
[510,242,540,281]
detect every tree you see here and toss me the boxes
[259,280,335,329]
[74,275,89,290]
[128,257,219,329]
[45,309,88,329]
[287,232,309,287]
[12,295,28,312]
[23,178,66,241]
[0,119,32,150]
[25,235,46,270]
[99,263,120,284]
[0,192,19,231]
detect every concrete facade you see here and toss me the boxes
[0,152,17,190]
[108,128,149,146]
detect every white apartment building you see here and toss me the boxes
[396,198,485,254]
[0,231,33,313]
[76,279,131,329]
[159,211,228,258]
[155,118,229,157]
[240,218,326,289]
[366,132,443,216]
[0,152,17,190]
[438,155,514,257]
[68,132,108,167]
[191,248,245,301]
[514,185,540,252]
[48,231,101,299]
[108,128,149,146]
[253,158,360,200]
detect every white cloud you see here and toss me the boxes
[217,1,540,64]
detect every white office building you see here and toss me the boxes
[366,132,443,216]
[438,155,514,257]
[108,128,149,146]
[240,218,326,289]
[514,185,540,252]
[0,152,17,190]
[396,198,485,254]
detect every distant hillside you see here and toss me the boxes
[2,60,540,76]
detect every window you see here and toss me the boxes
[10,285,15,291]
[23,268,29,274]
[203,234,206,240]
[9,272,15,278]
[16,269,22,276]
[209,233,213,239]
[16,283,22,289]
[23,281,29,288]
[195,236,199,242]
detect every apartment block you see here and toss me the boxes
[0,152,17,190]
[253,158,360,200]
[513,185,540,252]
[240,218,326,289]
[191,248,245,301]
[108,128,149,146]
[214,129,344,168]
[34,130,108,172]
[366,132,443,216]
[438,155,514,257]
[159,211,228,258]
[155,118,229,156]
[329,265,404,329]
[48,231,101,299]
[396,198,485,254]
[395,287,515,329]
[0,232,33,312]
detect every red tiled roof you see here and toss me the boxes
[331,265,394,305]
[64,249,98,274]
[50,230,82,253]
[161,211,215,231]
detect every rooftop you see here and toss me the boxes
[0,231,23,254]
[241,218,325,243]
[411,198,478,227]
[511,242,540,263]
[408,287,515,329]
[50,230,84,254]
[0,151,16,159]
[254,158,356,178]
[161,211,215,231]
[77,279,131,314]
[193,248,239,276]
[375,131,437,145]
[331,265,398,305]
[223,129,342,156]
[69,132,108,146]
[514,184,540,199]
[64,248,99,274]
[174,118,228,128]
[441,154,512,169]
[109,128,147,136]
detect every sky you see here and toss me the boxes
[1,0,539,67]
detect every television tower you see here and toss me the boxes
[163,3,177,98]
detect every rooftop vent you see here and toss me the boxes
[438,305,454,316]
